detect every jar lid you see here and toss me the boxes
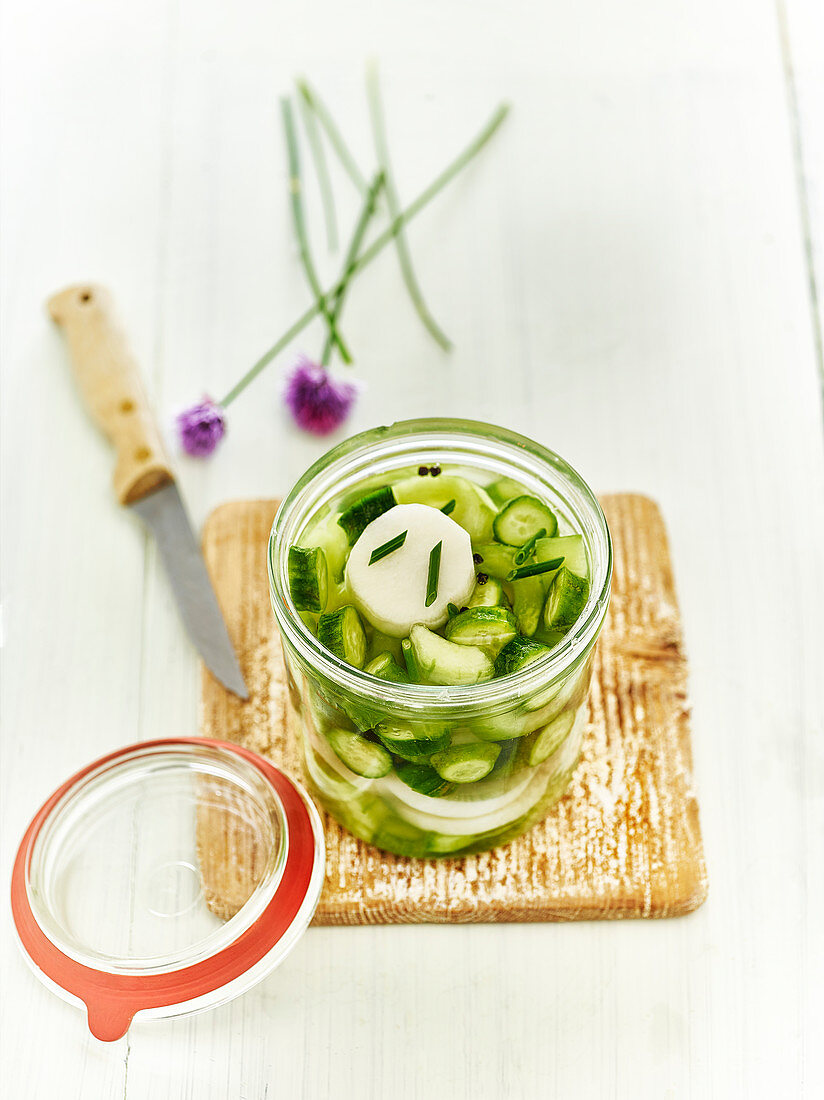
[11,738,325,1041]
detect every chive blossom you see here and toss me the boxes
[440,499,456,515]
[369,530,408,565]
[506,556,565,582]
[514,528,547,566]
[425,540,443,607]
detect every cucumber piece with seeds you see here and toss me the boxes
[430,743,501,783]
[337,486,396,545]
[444,607,518,656]
[409,624,495,686]
[467,576,506,608]
[543,567,590,630]
[375,722,450,762]
[326,727,392,778]
[364,652,410,684]
[510,575,545,636]
[524,709,577,766]
[317,605,367,668]
[486,477,526,507]
[493,495,558,546]
[288,545,328,613]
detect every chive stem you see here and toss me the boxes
[296,87,338,252]
[219,103,509,407]
[281,97,350,362]
[514,528,547,566]
[425,540,443,607]
[366,62,452,351]
[368,529,408,565]
[296,78,369,194]
[321,171,384,368]
[440,499,457,515]
[507,556,565,582]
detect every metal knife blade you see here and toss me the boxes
[48,283,248,699]
[132,483,248,699]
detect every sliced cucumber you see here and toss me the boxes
[368,629,404,666]
[409,624,495,686]
[485,477,526,507]
[337,486,396,545]
[364,652,410,684]
[288,545,329,613]
[524,709,577,766]
[374,722,450,761]
[444,607,518,656]
[317,605,367,668]
[471,542,516,580]
[494,636,552,677]
[493,495,558,546]
[510,575,545,636]
[430,743,500,783]
[299,510,350,584]
[325,726,392,778]
[393,475,496,542]
[395,762,454,797]
[467,576,505,608]
[535,535,588,580]
[371,815,432,857]
[543,567,590,630]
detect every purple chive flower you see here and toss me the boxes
[176,397,227,457]
[284,358,358,435]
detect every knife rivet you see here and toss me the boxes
[120,399,135,414]
[135,446,151,461]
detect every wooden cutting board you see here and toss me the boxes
[197,494,707,924]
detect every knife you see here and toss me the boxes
[48,284,249,700]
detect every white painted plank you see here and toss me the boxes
[2,0,823,1097]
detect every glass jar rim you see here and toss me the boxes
[269,418,612,713]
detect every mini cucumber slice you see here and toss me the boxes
[364,651,410,683]
[409,624,495,686]
[467,576,505,608]
[374,722,450,761]
[485,477,526,507]
[288,545,329,613]
[444,607,518,656]
[543,567,590,630]
[430,743,501,783]
[395,762,455,797]
[337,486,396,545]
[510,575,545,637]
[299,510,350,584]
[317,605,367,668]
[393,474,497,542]
[535,535,588,580]
[471,542,516,580]
[493,495,558,546]
[325,727,392,778]
[494,636,552,677]
[524,709,577,766]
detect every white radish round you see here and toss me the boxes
[345,503,476,637]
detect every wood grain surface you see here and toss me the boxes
[198,494,707,924]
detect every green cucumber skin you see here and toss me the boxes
[337,486,397,545]
[395,762,455,797]
[288,545,328,613]
[510,575,545,637]
[410,625,495,686]
[444,607,518,655]
[364,652,410,684]
[374,723,451,762]
[544,567,590,630]
[492,495,559,546]
[494,636,552,677]
[317,605,368,669]
[326,727,393,778]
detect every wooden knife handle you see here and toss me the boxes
[48,284,174,504]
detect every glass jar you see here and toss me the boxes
[269,419,612,858]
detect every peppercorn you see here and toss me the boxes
[473,553,484,565]
[418,465,429,476]
[429,465,441,477]
[476,572,488,585]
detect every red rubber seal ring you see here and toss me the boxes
[11,737,319,1041]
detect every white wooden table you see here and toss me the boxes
[2,1,823,1095]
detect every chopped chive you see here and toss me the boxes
[506,556,565,582]
[425,540,443,607]
[369,529,408,565]
[514,528,547,566]
[440,499,456,515]
[447,602,459,618]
